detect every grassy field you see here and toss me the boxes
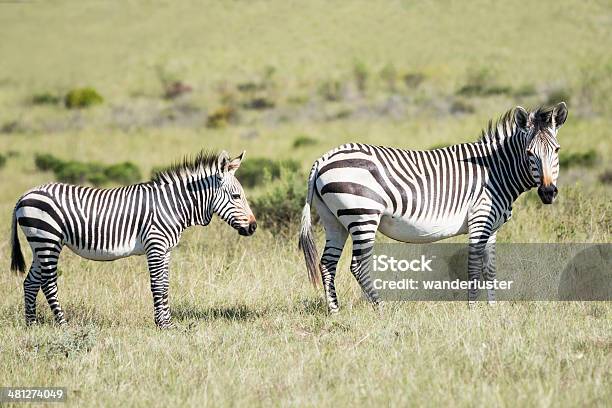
[0,1,611,407]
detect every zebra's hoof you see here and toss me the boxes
[328,306,339,314]
[156,321,174,330]
[487,300,497,306]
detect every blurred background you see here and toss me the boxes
[0,0,610,240]
[0,2,610,406]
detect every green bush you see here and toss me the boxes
[450,98,475,114]
[546,88,571,105]
[241,97,275,110]
[32,92,61,105]
[206,106,238,128]
[457,68,511,97]
[293,135,317,148]
[353,60,369,94]
[35,153,64,172]
[513,84,537,97]
[64,87,104,109]
[0,154,6,169]
[251,170,310,233]
[238,158,300,188]
[55,161,106,185]
[403,72,425,89]
[559,150,597,168]
[34,153,141,186]
[104,162,142,185]
[318,79,343,102]
[379,63,397,92]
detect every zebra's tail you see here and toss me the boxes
[299,162,320,288]
[11,206,26,273]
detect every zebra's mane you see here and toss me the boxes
[150,150,221,184]
[478,105,554,144]
[478,108,517,144]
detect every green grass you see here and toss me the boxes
[0,1,611,406]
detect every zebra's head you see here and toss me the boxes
[213,151,257,236]
[515,102,568,204]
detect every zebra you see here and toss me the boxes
[299,102,568,311]
[10,150,257,328]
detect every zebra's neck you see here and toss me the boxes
[478,131,536,203]
[151,172,217,230]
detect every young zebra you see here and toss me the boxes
[10,151,257,328]
[300,103,568,311]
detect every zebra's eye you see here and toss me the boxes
[231,193,241,200]
[554,147,560,153]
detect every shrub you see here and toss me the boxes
[353,60,369,94]
[457,68,511,97]
[450,98,475,114]
[513,84,537,97]
[599,170,612,185]
[241,97,275,110]
[293,135,317,148]
[32,92,61,105]
[380,63,397,92]
[164,81,192,99]
[238,158,300,188]
[251,170,309,233]
[0,154,6,169]
[104,162,142,184]
[318,79,343,102]
[55,161,106,184]
[546,88,571,105]
[559,150,598,168]
[403,72,425,89]
[34,153,141,186]
[64,87,103,109]
[206,106,238,128]
[35,153,64,172]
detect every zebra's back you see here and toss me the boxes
[15,182,151,260]
[313,143,486,242]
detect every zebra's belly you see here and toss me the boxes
[378,212,468,243]
[65,239,145,261]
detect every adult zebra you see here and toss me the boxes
[10,151,257,328]
[300,103,568,311]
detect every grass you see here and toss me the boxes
[0,0,611,406]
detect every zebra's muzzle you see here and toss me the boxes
[238,221,257,236]
[537,184,558,204]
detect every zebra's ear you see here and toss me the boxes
[218,150,230,173]
[514,106,529,129]
[227,151,245,174]
[553,102,568,129]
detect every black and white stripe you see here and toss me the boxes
[10,151,257,328]
[300,103,568,310]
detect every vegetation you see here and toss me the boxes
[237,157,300,188]
[34,153,141,186]
[32,92,61,105]
[292,135,317,148]
[559,149,598,168]
[250,170,307,232]
[206,106,238,128]
[0,153,6,169]
[64,87,104,109]
[0,1,610,406]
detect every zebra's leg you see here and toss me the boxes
[348,218,381,307]
[23,261,42,325]
[467,223,491,306]
[483,233,497,305]
[38,247,67,325]
[146,248,172,329]
[317,203,348,313]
